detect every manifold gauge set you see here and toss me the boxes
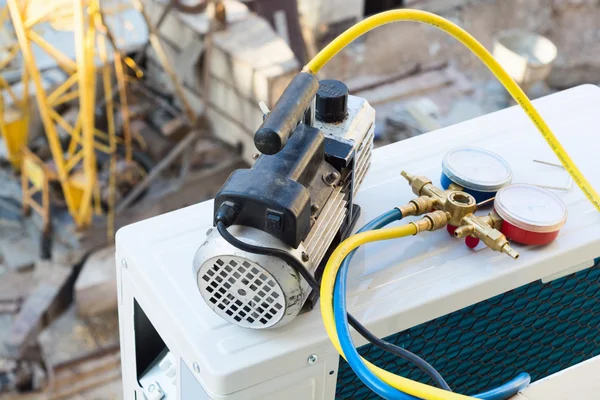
[438,146,567,248]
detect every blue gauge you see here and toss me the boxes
[441,146,512,202]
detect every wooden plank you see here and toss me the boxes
[355,67,457,106]
[50,366,121,400]
[4,263,74,358]
[0,235,38,272]
[74,247,117,318]
[53,352,120,390]
[115,130,201,213]
[191,138,229,168]
[160,115,190,141]
[344,65,420,93]
[38,306,120,391]
[0,302,20,314]
[1,391,48,400]
[35,300,121,399]
[0,270,33,304]
[180,85,205,115]
[0,366,122,400]
[130,119,172,161]
[79,157,245,252]
[61,378,122,400]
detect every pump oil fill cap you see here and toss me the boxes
[442,146,512,193]
[316,80,348,123]
[495,184,567,245]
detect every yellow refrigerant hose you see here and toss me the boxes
[304,9,600,213]
[320,224,480,400]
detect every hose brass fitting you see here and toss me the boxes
[397,203,417,217]
[445,191,477,226]
[411,210,451,234]
[400,171,476,225]
[447,182,464,191]
[454,211,503,238]
[401,171,433,197]
[455,213,519,259]
[398,196,435,217]
[400,171,519,260]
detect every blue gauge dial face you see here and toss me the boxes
[442,147,512,191]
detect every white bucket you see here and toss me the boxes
[493,30,557,89]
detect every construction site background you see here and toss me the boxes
[0,0,599,399]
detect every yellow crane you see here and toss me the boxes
[0,5,29,170]
[1,0,199,242]
[4,0,134,236]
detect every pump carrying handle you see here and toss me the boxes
[253,72,319,155]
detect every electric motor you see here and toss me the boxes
[193,78,375,329]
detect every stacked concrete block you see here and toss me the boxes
[142,0,299,164]
[297,0,365,37]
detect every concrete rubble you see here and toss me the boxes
[142,0,299,163]
[0,0,299,395]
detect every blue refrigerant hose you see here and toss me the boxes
[332,209,531,400]
[334,209,416,399]
[472,373,531,400]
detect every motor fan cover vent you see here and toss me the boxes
[198,255,286,329]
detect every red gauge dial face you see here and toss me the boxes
[495,184,567,245]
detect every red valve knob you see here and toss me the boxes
[447,225,457,235]
[465,236,480,249]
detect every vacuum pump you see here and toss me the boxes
[193,76,374,329]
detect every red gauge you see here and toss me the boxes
[494,184,567,245]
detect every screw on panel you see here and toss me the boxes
[307,354,318,364]
[323,171,340,186]
[310,204,319,215]
[301,252,309,262]
[193,362,201,373]
[121,259,127,269]
[252,153,260,160]
[148,384,155,392]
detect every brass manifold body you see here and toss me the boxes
[399,171,519,259]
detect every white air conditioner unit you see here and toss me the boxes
[116,84,600,400]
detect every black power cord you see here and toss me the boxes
[216,220,451,391]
